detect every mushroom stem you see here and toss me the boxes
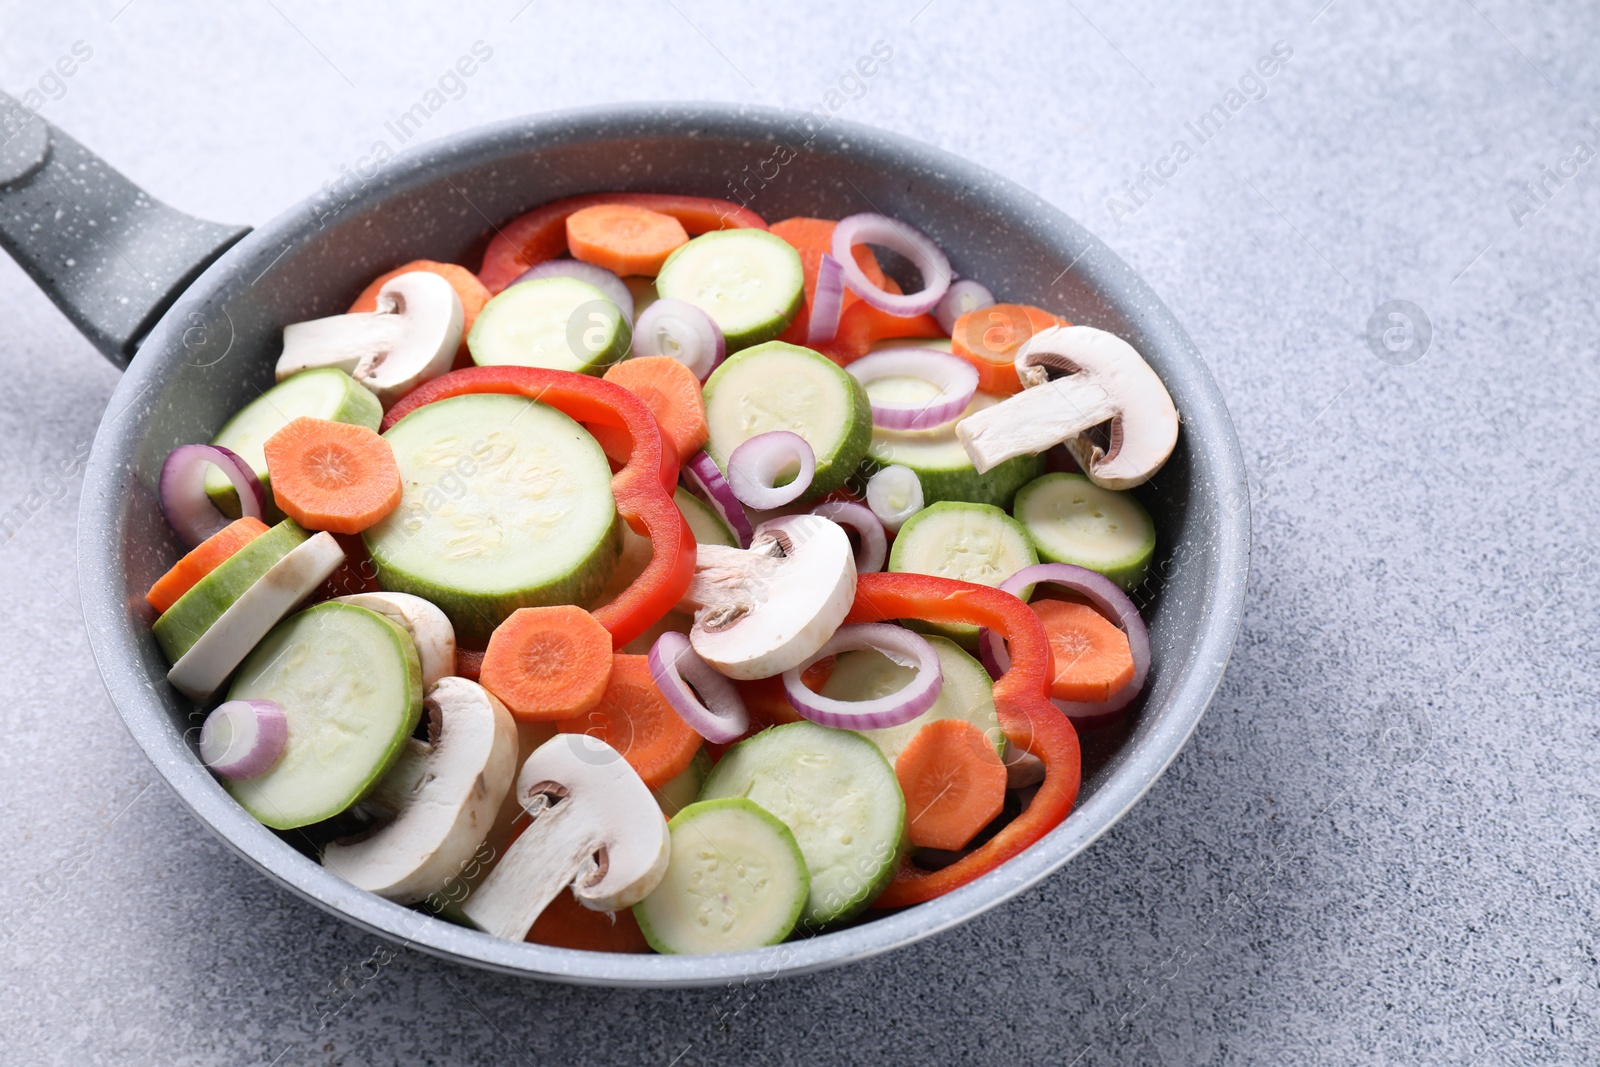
[956,374,1116,474]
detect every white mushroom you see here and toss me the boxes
[275,271,463,407]
[459,733,669,941]
[677,513,856,680]
[955,325,1179,490]
[322,677,518,904]
[333,591,456,688]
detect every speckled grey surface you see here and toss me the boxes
[2,1,1597,1064]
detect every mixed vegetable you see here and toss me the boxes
[144,192,1180,955]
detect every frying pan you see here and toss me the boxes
[0,93,1250,987]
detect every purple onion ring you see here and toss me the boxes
[783,623,942,730]
[159,444,265,548]
[648,632,750,744]
[831,212,952,318]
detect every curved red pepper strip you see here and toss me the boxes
[382,366,696,650]
[478,193,769,294]
[816,301,944,366]
[846,571,1082,908]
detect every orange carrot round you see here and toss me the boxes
[1031,598,1135,702]
[480,606,614,721]
[592,356,709,466]
[558,654,701,788]
[262,417,402,535]
[524,886,651,953]
[566,204,690,277]
[895,719,1008,851]
[769,217,894,344]
[950,303,1070,394]
[348,260,490,367]
[145,516,269,613]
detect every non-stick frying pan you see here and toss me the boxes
[0,93,1249,987]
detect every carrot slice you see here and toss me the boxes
[480,606,614,721]
[590,356,709,467]
[262,417,402,535]
[950,303,1071,394]
[769,217,894,344]
[348,259,490,368]
[479,193,767,294]
[525,886,651,953]
[557,654,701,788]
[1031,598,1135,702]
[144,517,269,613]
[895,719,1008,851]
[566,204,690,278]
[817,300,945,365]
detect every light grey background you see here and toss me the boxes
[3,1,1596,1064]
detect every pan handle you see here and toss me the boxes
[0,91,250,368]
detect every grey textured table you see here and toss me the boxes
[3,2,1596,1064]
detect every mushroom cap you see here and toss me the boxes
[322,677,517,904]
[274,271,463,407]
[689,513,858,681]
[333,591,456,688]
[459,733,669,939]
[1015,325,1179,490]
[359,272,463,405]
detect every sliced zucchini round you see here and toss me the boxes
[365,393,621,646]
[1014,472,1157,590]
[888,500,1038,646]
[468,276,630,374]
[655,230,803,350]
[866,389,1044,511]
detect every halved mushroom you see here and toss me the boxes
[955,325,1179,490]
[322,676,517,904]
[333,591,456,688]
[677,513,857,680]
[275,271,463,407]
[459,733,670,941]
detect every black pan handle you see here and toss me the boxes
[0,90,250,368]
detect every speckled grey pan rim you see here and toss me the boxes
[76,102,1249,987]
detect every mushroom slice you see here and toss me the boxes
[333,591,456,688]
[955,325,1179,490]
[678,513,857,681]
[459,733,670,940]
[322,677,517,904]
[275,271,463,407]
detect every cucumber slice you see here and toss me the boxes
[865,389,1044,510]
[888,501,1038,646]
[468,277,630,374]
[674,486,737,548]
[206,369,382,519]
[1013,472,1157,590]
[365,393,621,646]
[652,747,712,817]
[655,230,803,350]
[820,636,1002,766]
[702,341,872,499]
[633,798,809,955]
[152,519,309,664]
[226,602,423,829]
[700,721,905,926]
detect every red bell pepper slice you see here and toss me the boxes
[847,571,1082,908]
[816,300,945,366]
[382,366,696,650]
[478,193,769,294]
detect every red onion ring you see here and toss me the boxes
[683,451,754,548]
[865,465,924,533]
[198,698,287,780]
[979,563,1151,725]
[783,623,942,730]
[809,500,887,573]
[511,259,634,322]
[633,298,725,380]
[726,431,816,510]
[847,348,978,430]
[806,253,846,346]
[159,444,265,548]
[934,278,995,335]
[831,212,952,318]
[648,631,749,744]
